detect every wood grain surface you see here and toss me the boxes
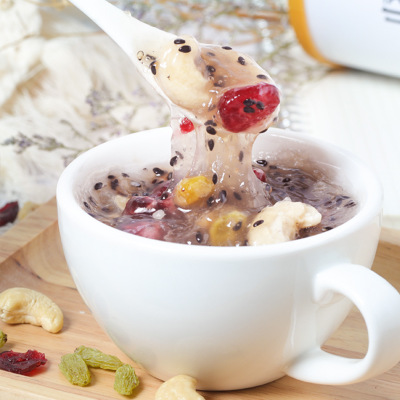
[0,197,399,399]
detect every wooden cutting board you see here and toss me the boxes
[1,197,400,399]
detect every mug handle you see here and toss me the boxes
[285,263,400,384]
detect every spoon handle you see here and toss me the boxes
[68,0,176,89]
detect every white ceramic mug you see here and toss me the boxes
[57,127,400,390]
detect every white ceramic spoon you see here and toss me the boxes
[68,0,177,94]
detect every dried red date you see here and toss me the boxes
[0,201,19,227]
[0,350,47,374]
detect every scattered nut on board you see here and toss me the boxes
[0,287,63,333]
[155,375,205,400]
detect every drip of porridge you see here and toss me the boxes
[82,35,357,246]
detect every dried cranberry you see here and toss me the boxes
[218,83,280,132]
[179,117,194,134]
[151,181,170,197]
[149,183,177,214]
[0,201,19,227]
[123,196,158,215]
[117,219,166,240]
[253,168,267,182]
[0,350,47,374]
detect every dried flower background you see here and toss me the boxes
[0,0,329,233]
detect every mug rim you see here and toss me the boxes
[56,127,383,260]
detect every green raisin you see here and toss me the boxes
[74,345,123,371]
[59,353,91,386]
[0,330,7,348]
[114,364,139,396]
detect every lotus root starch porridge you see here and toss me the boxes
[81,35,357,246]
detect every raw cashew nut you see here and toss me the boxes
[248,198,322,245]
[0,287,63,333]
[155,375,205,400]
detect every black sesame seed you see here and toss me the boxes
[83,201,90,209]
[176,150,184,159]
[214,81,225,87]
[233,192,242,200]
[205,119,217,127]
[243,106,255,113]
[212,173,218,184]
[167,172,173,180]
[345,201,356,208]
[208,139,215,151]
[238,56,246,65]
[207,51,216,56]
[153,167,165,176]
[150,61,156,75]
[122,172,129,177]
[108,175,115,179]
[206,65,216,73]
[89,196,96,205]
[206,126,217,135]
[322,226,333,232]
[152,178,158,185]
[253,219,264,227]
[219,190,227,203]
[256,159,268,167]
[243,99,256,106]
[195,232,203,243]
[174,38,186,44]
[179,45,191,53]
[111,179,119,190]
[282,177,291,183]
[256,101,265,110]
[222,46,232,50]
[257,74,268,80]
[207,196,215,206]
[239,150,244,162]
[101,207,110,212]
[233,221,242,231]
[170,156,178,166]
[160,192,169,200]
[94,182,103,190]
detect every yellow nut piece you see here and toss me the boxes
[174,176,214,208]
[0,287,63,333]
[209,210,247,246]
[155,375,205,400]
